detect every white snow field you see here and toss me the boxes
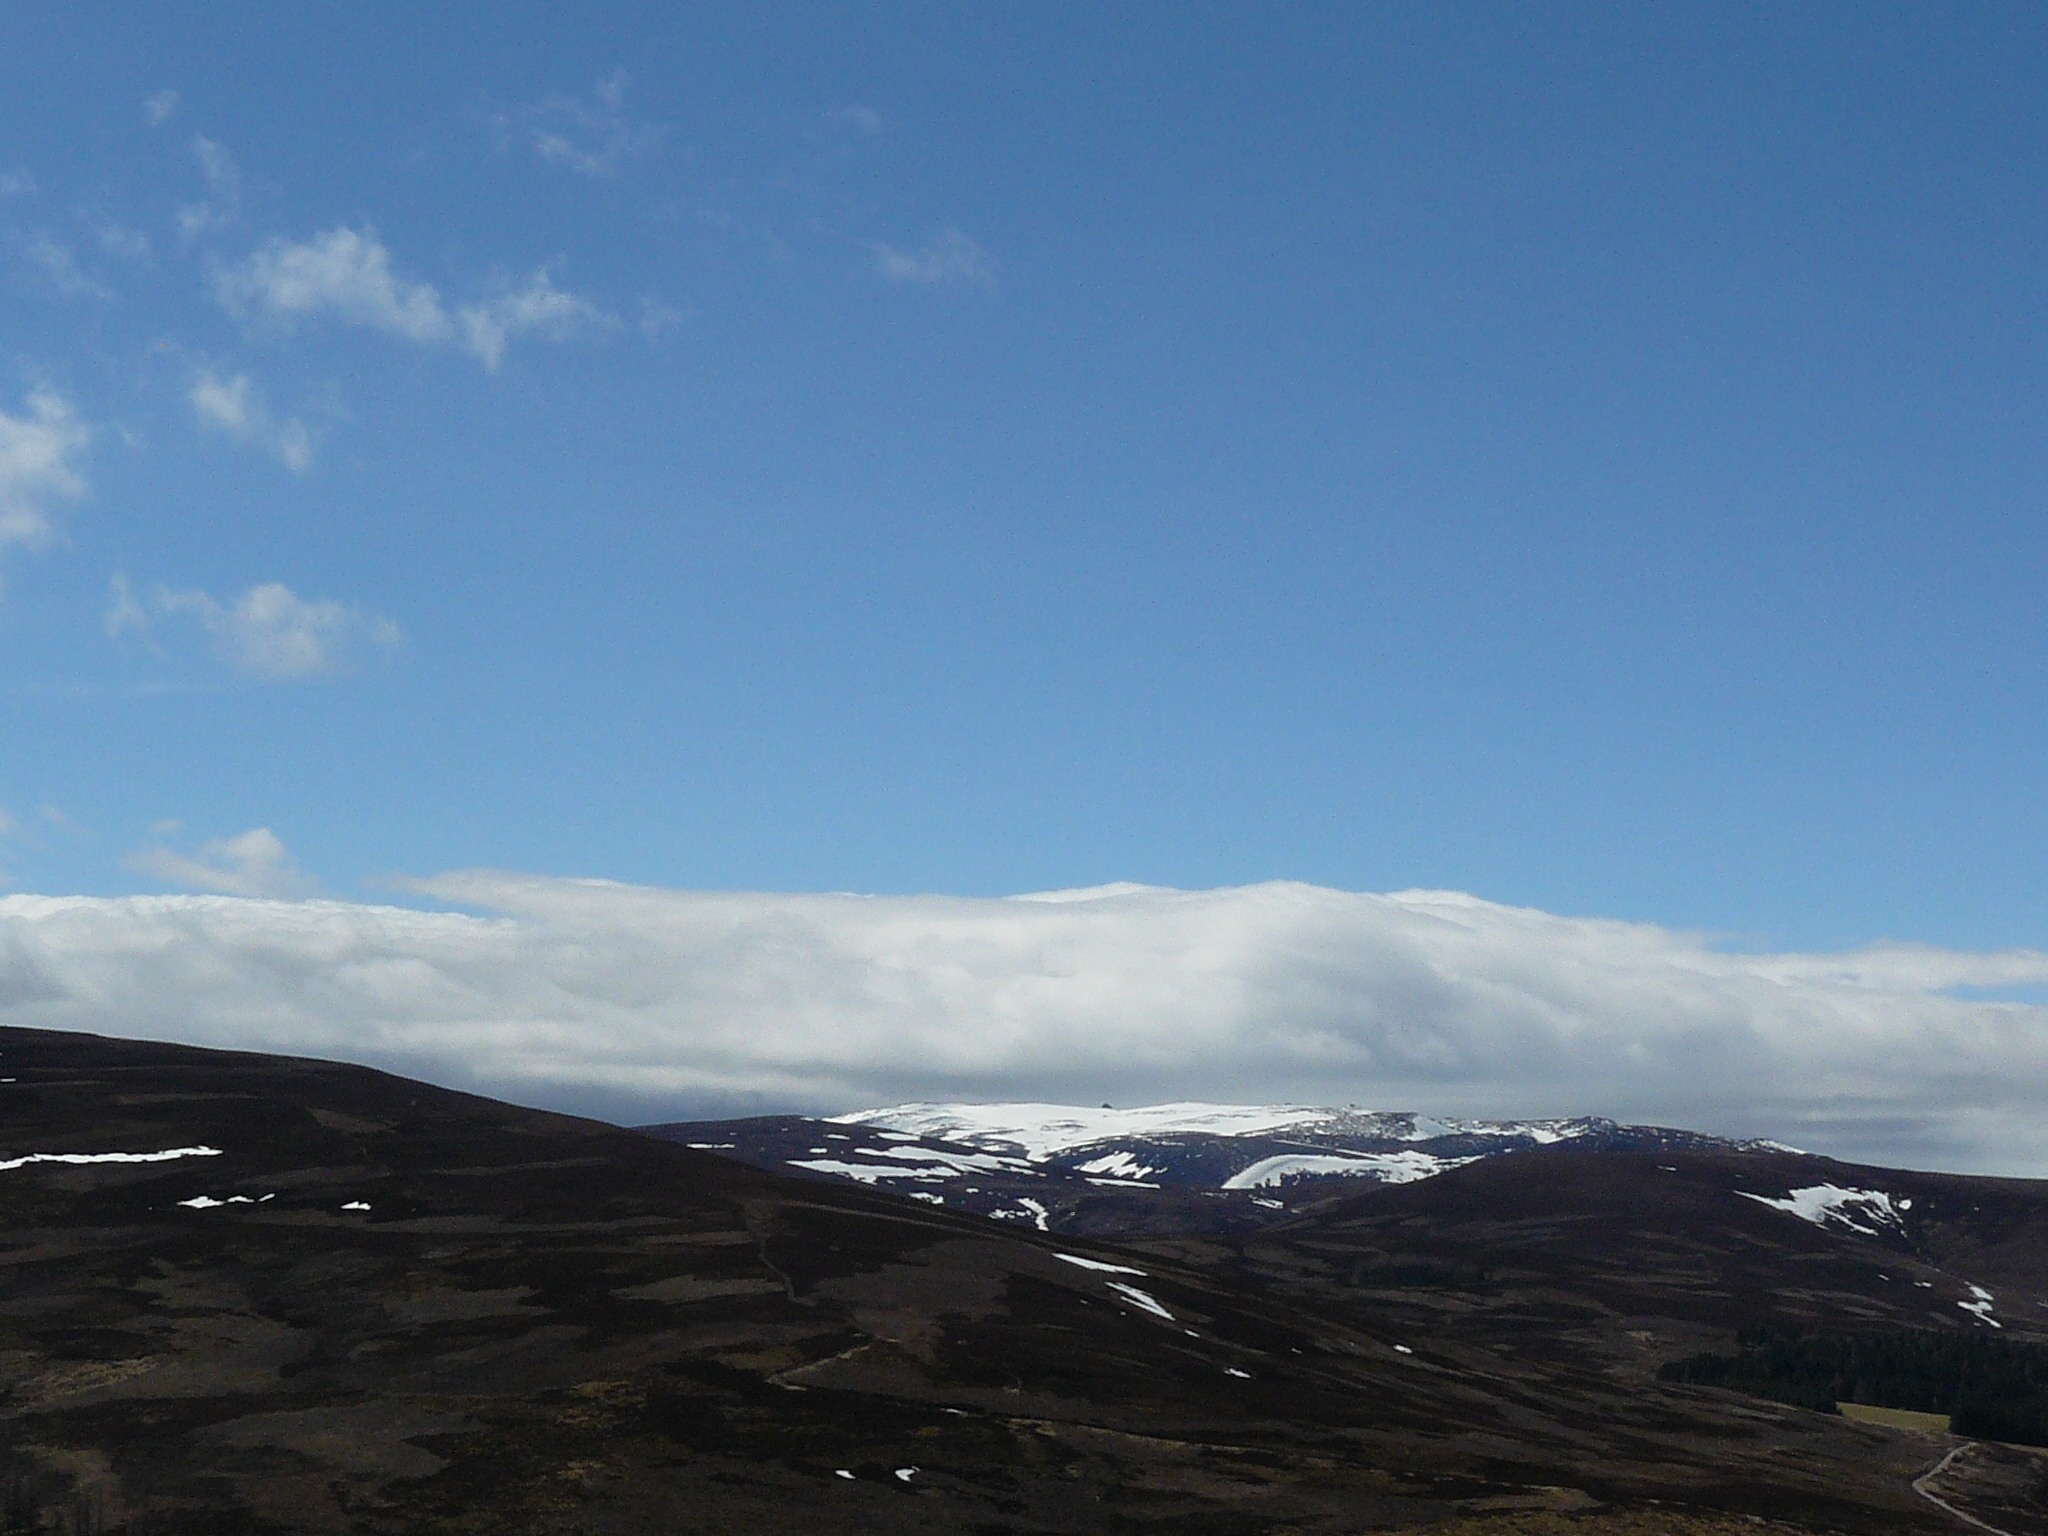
[829,1102,1601,1160]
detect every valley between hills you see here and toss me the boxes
[3,1024,2047,1534]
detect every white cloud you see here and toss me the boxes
[490,71,660,178]
[216,227,611,370]
[872,228,996,288]
[143,90,180,128]
[0,388,89,552]
[638,295,689,339]
[177,134,240,238]
[124,827,310,898]
[102,572,150,642]
[193,136,237,196]
[216,226,451,342]
[0,168,36,199]
[4,878,2048,1176]
[25,231,112,299]
[188,371,252,432]
[91,218,151,262]
[189,370,314,472]
[457,267,616,370]
[106,577,399,680]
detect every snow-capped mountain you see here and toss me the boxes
[643,1101,1800,1233]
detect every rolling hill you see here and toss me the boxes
[3,1026,2045,1534]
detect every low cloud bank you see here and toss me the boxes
[2,876,2046,1175]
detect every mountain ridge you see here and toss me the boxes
[642,1100,1809,1233]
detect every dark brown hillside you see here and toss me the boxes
[1128,1149,2048,1381]
[0,1026,2023,1533]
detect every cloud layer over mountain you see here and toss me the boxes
[3,876,2046,1175]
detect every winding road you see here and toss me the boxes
[1914,1442,2017,1536]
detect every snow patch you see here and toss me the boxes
[1055,1254,1147,1276]
[988,1197,1050,1228]
[790,1142,1034,1183]
[1105,1281,1174,1319]
[851,1144,1031,1173]
[1074,1150,1160,1181]
[1221,1151,1477,1189]
[1960,1284,2001,1327]
[1,1145,223,1173]
[788,1158,957,1184]
[1737,1184,1907,1239]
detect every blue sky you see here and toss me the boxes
[6,3,2048,956]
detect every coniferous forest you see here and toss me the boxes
[1659,1329,2048,1444]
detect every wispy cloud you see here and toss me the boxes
[872,227,996,288]
[101,572,150,644]
[176,134,240,238]
[489,70,661,179]
[456,267,616,369]
[25,231,113,299]
[215,226,612,370]
[124,826,310,898]
[90,217,151,262]
[0,168,37,199]
[0,388,89,552]
[638,295,689,339]
[106,576,399,679]
[142,90,180,129]
[5,878,2048,1175]
[825,105,885,138]
[39,805,86,836]
[189,370,314,472]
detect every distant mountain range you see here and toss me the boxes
[642,1100,1803,1234]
